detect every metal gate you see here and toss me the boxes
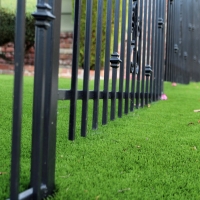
[9,0,166,199]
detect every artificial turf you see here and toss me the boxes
[1,74,200,199]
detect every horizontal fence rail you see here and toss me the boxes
[59,0,167,140]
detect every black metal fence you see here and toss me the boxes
[165,0,200,83]
[8,0,168,199]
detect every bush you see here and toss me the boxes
[0,8,35,50]
[73,0,109,70]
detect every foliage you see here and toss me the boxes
[0,8,35,49]
[1,0,36,13]
[72,0,117,70]
[1,76,200,199]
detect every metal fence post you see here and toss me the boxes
[42,0,61,195]
[31,1,55,198]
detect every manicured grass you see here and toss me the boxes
[1,0,36,13]
[1,74,200,199]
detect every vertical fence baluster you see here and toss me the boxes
[153,0,159,101]
[136,0,143,108]
[181,0,188,83]
[189,0,193,82]
[160,0,166,95]
[157,0,162,99]
[110,0,120,121]
[69,0,82,140]
[42,0,61,195]
[165,0,171,82]
[130,0,138,112]
[174,0,179,84]
[196,1,200,82]
[31,1,55,198]
[172,1,176,83]
[179,0,183,83]
[118,0,126,117]
[124,0,132,114]
[168,1,172,82]
[169,1,174,83]
[150,0,156,103]
[192,0,198,81]
[157,0,164,97]
[141,0,147,107]
[81,0,93,137]
[156,0,162,100]
[10,1,26,199]
[190,0,194,81]
[102,1,112,125]
[92,0,103,129]
[145,0,152,106]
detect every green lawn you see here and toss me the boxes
[1,0,36,12]
[1,74,200,199]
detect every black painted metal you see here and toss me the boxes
[153,0,159,101]
[110,0,120,121]
[102,0,112,125]
[42,0,61,195]
[141,0,147,107]
[155,0,160,100]
[149,0,156,103]
[145,0,152,106]
[130,0,138,111]
[10,0,26,199]
[165,0,200,84]
[160,0,165,96]
[31,1,55,199]
[81,0,93,137]
[136,0,143,108]
[124,0,133,114]
[118,0,126,118]
[159,0,166,96]
[11,0,200,198]
[92,0,103,129]
[69,0,82,140]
